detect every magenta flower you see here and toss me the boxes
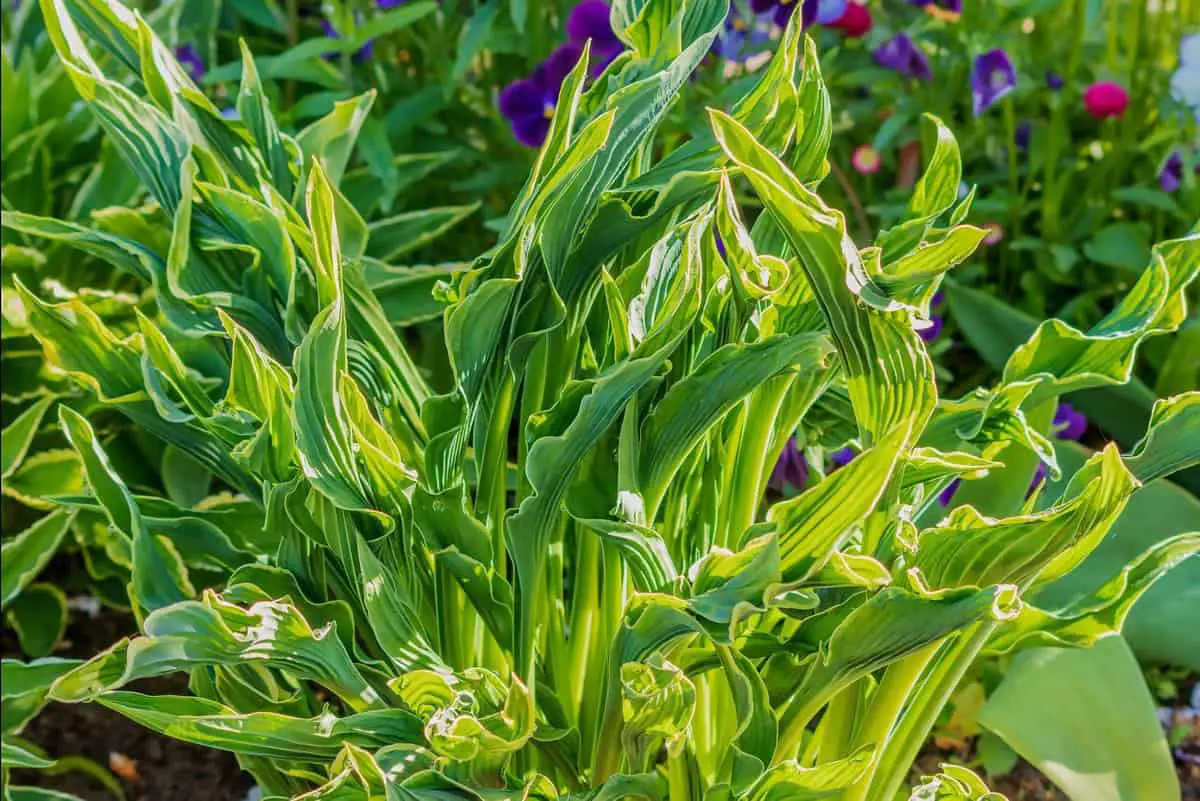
[1053,403,1088,441]
[175,44,205,81]
[566,0,623,75]
[873,33,933,81]
[769,438,809,492]
[499,45,582,148]
[972,49,1016,116]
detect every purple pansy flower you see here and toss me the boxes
[1045,71,1065,91]
[714,10,772,61]
[1160,151,1185,192]
[499,44,582,148]
[769,437,809,492]
[322,16,374,62]
[1027,462,1048,498]
[1158,150,1198,193]
[873,34,933,81]
[932,290,946,308]
[830,447,857,468]
[1015,120,1032,151]
[972,49,1016,116]
[567,0,623,75]
[918,314,944,343]
[175,44,205,81]
[377,0,408,7]
[938,478,961,506]
[751,0,821,29]
[1053,402,1088,441]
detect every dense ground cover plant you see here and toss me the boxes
[2,0,1200,799]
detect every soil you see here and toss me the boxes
[3,606,254,801]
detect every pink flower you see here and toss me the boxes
[982,222,1004,245]
[1083,81,1129,120]
[852,144,882,174]
[829,3,871,38]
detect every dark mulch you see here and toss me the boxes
[4,606,253,801]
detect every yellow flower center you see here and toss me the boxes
[927,6,961,22]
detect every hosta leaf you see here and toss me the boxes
[639,333,833,507]
[297,92,375,189]
[786,585,1020,714]
[1,396,54,480]
[1124,392,1200,484]
[986,533,1200,654]
[745,743,875,801]
[93,692,423,760]
[51,595,377,710]
[507,342,673,679]
[1,739,55,770]
[59,407,193,612]
[766,424,911,581]
[6,584,69,658]
[0,509,75,609]
[687,535,779,641]
[366,205,480,263]
[1003,233,1200,405]
[235,41,298,198]
[910,446,1137,591]
[15,278,144,402]
[711,111,936,445]
[2,658,83,735]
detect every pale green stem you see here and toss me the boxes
[836,642,941,801]
[863,623,997,801]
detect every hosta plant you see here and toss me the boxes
[4,0,1200,799]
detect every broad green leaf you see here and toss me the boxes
[711,111,936,445]
[6,584,68,658]
[1,509,75,609]
[639,333,833,506]
[51,595,377,711]
[910,446,1137,591]
[2,658,84,735]
[1124,392,1200,484]
[1,740,55,770]
[366,204,480,263]
[1,396,54,480]
[786,585,1019,713]
[766,424,911,581]
[978,637,1179,801]
[94,692,423,760]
